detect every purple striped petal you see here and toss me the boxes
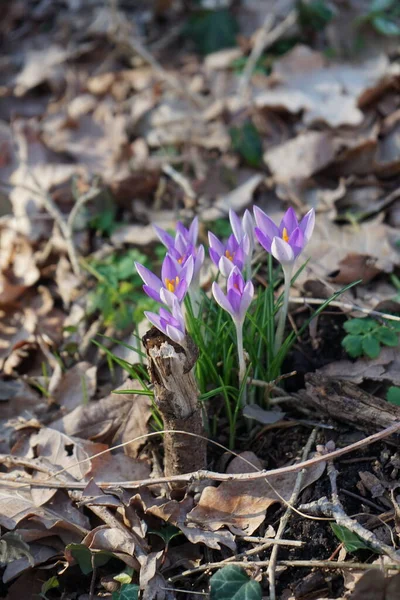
[271,237,294,264]
[180,255,194,287]
[239,280,254,320]
[229,209,243,243]
[255,227,272,252]
[219,255,236,277]
[208,232,225,257]
[280,207,298,236]
[166,324,185,343]
[161,254,177,283]
[193,245,205,278]
[153,225,175,250]
[212,282,233,316]
[135,262,163,292]
[143,285,162,303]
[288,227,304,258]
[188,217,199,246]
[299,208,315,244]
[243,210,255,248]
[254,206,279,240]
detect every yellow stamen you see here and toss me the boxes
[282,227,289,243]
[225,249,234,262]
[165,276,180,293]
[177,257,183,264]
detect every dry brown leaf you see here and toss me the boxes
[328,253,381,285]
[0,307,37,372]
[51,379,151,458]
[264,131,336,184]
[350,569,400,599]
[14,45,70,95]
[0,229,40,304]
[299,214,400,285]
[187,451,326,534]
[52,362,97,413]
[255,45,399,127]
[133,490,236,551]
[200,174,263,221]
[2,543,59,584]
[318,347,400,386]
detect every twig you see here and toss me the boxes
[289,297,400,322]
[268,428,318,600]
[168,560,400,582]
[299,451,400,563]
[239,10,297,99]
[162,164,196,208]
[109,12,206,109]
[1,420,399,490]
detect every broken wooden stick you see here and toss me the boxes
[142,328,207,480]
[298,373,400,432]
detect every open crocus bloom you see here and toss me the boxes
[212,267,254,325]
[154,217,204,279]
[254,206,315,265]
[208,232,250,278]
[144,297,186,344]
[135,254,194,307]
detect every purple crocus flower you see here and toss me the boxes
[145,297,185,344]
[254,206,315,265]
[135,254,194,307]
[208,232,250,277]
[154,217,204,279]
[212,267,254,325]
[229,209,255,277]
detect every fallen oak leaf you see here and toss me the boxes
[187,451,326,535]
[350,569,400,599]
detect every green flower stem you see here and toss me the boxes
[235,321,247,406]
[274,265,293,356]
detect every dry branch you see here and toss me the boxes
[142,329,207,480]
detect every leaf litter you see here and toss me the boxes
[0,0,400,598]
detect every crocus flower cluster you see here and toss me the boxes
[135,217,205,344]
[134,206,315,383]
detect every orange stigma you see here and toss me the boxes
[165,276,179,292]
[225,249,234,262]
[177,257,183,264]
[282,227,289,242]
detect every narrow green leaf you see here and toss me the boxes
[362,334,381,359]
[342,335,363,358]
[210,565,262,600]
[387,386,400,406]
[370,0,395,12]
[375,327,398,347]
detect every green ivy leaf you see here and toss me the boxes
[372,15,400,35]
[112,583,140,600]
[66,544,113,575]
[149,525,182,546]
[210,565,262,600]
[375,327,399,347]
[385,319,400,332]
[297,0,334,31]
[387,386,400,406]
[362,334,381,359]
[343,318,375,334]
[330,524,374,553]
[230,121,263,167]
[186,9,238,55]
[40,576,59,598]
[342,334,363,358]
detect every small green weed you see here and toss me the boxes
[342,317,400,359]
[359,0,400,36]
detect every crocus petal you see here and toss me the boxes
[181,254,194,282]
[166,324,185,343]
[188,217,199,246]
[135,262,163,292]
[288,227,304,258]
[271,237,295,264]
[212,282,233,316]
[153,225,175,250]
[280,207,298,236]
[239,280,254,321]
[208,232,225,257]
[299,208,315,244]
[243,210,255,251]
[229,209,243,243]
[160,288,178,308]
[174,234,189,257]
[254,206,279,240]
[143,285,162,303]
[219,255,235,278]
[174,279,188,302]
[254,227,272,252]
[193,244,205,278]
[144,311,165,333]
[161,254,177,284]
